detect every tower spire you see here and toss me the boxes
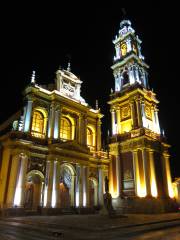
[67,61,71,72]
[31,70,36,84]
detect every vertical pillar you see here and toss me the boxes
[111,109,116,135]
[48,103,55,139]
[14,154,28,207]
[71,175,75,207]
[154,107,160,134]
[6,155,20,208]
[82,166,88,207]
[24,99,33,132]
[0,148,11,208]
[130,100,136,129]
[56,161,61,207]
[96,118,101,151]
[116,108,121,134]
[115,155,120,197]
[135,98,143,128]
[163,153,174,198]
[151,105,156,132]
[149,150,157,197]
[98,168,104,206]
[141,101,146,128]
[45,160,54,207]
[118,72,122,91]
[133,150,140,196]
[142,148,151,196]
[129,66,135,85]
[79,165,83,207]
[51,160,57,208]
[54,107,61,139]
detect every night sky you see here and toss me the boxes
[1,6,180,179]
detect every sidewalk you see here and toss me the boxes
[3,212,180,231]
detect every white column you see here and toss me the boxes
[141,101,146,128]
[24,100,33,132]
[115,45,121,59]
[43,160,54,207]
[129,67,135,85]
[126,38,131,52]
[154,108,160,134]
[135,66,140,83]
[6,155,20,208]
[82,166,87,207]
[48,103,55,138]
[54,108,60,139]
[51,160,57,208]
[98,168,104,206]
[142,148,151,196]
[13,154,28,207]
[75,165,83,207]
[111,109,116,135]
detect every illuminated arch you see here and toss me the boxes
[59,163,76,207]
[26,170,44,181]
[31,107,48,138]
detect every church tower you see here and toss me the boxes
[108,19,175,212]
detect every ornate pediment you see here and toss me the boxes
[52,141,90,154]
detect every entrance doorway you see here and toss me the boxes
[89,178,98,208]
[59,164,75,208]
[24,170,44,210]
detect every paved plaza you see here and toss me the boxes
[0,213,180,239]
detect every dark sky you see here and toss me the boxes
[1,6,180,179]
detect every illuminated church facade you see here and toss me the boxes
[0,19,176,214]
[108,20,175,212]
[0,64,109,213]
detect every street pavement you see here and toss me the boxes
[0,213,180,239]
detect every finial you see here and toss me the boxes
[67,61,71,72]
[111,88,113,94]
[58,65,62,70]
[31,70,35,84]
[96,100,99,110]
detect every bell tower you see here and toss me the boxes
[108,19,175,213]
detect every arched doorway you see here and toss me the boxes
[24,170,44,210]
[89,178,98,208]
[59,164,75,208]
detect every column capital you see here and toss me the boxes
[110,108,115,113]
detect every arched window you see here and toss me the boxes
[87,127,93,146]
[60,117,71,140]
[31,111,45,138]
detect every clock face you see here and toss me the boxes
[121,42,127,56]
